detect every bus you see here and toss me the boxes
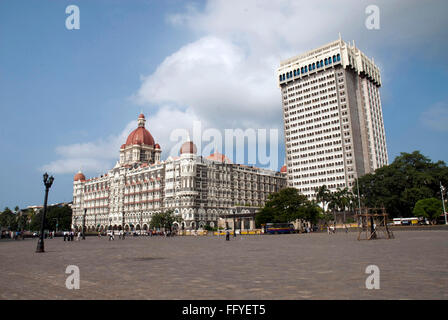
[264,223,296,234]
[393,217,428,225]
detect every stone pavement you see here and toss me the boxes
[0,230,446,299]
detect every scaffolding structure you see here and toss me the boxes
[355,207,394,240]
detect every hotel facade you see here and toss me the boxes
[72,114,286,232]
[277,37,388,198]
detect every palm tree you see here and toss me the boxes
[315,185,331,214]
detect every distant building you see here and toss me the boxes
[277,37,388,199]
[72,114,287,231]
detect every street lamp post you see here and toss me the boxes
[233,209,236,237]
[36,173,54,253]
[441,182,447,225]
[140,211,143,235]
[82,208,86,240]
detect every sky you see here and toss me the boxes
[0,0,447,210]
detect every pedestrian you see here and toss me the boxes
[122,230,125,240]
[63,232,67,241]
[98,231,101,238]
[327,226,331,235]
[70,231,74,241]
[225,229,230,241]
[77,231,81,241]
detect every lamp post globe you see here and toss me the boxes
[36,173,54,253]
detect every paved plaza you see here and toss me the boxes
[0,230,447,300]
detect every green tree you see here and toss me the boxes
[356,151,448,218]
[29,205,72,231]
[315,185,331,214]
[0,207,15,230]
[149,210,182,230]
[255,187,312,226]
[413,198,443,224]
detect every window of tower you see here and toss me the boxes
[337,54,341,61]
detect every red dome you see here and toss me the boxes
[155,143,161,149]
[206,152,232,163]
[124,114,155,147]
[180,141,197,155]
[280,165,287,173]
[74,171,86,182]
[125,127,155,146]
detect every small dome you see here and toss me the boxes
[280,165,287,173]
[138,113,145,119]
[180,141,197,155]
[155,143,161,149]
[206,152,232,164]
[74,171,86,182]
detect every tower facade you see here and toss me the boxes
[278,38,388,198]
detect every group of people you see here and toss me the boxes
[326,225,350,234]
[63,231,83,241]
[1,230,24,240]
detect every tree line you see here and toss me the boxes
[0,205,73,232]
[256,151,447,225]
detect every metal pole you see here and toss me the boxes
[36,187,49,253]
[233,210,236,237]
[441,182,447,225]
[36,173,53,253]
[356,178,361,214]
[82,208,86,240]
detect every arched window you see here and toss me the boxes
[279,75,282,81]
[337,53,341,61]
[290,71,293,78]
[294,70,296,76]
[304,66,307,72]
[301,67,304,73]
[320,60,323,67]
[297,68,300,75]
[324,58,328,65]
[333,55,336,63]
[316,61,319,68]
[328,57,332,64]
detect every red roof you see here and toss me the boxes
[206,152,232,163]
[125,127,155,146]
[180,141,197,154]
[155,143,161,149]
[280,165,287,173]
[138,113,145,119]
[74,171,86,182]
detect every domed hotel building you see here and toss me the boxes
[72,114,287,232]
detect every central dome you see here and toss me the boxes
[125,114,155,146]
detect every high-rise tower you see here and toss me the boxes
[278,38,388,198]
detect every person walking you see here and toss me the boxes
[225,229,230,241]
[77,231,81,241]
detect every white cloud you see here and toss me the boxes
[421,102,448,132]
[41,108,203,175]
[43,0,448,174]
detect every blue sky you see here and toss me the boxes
[1,0,447,210]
